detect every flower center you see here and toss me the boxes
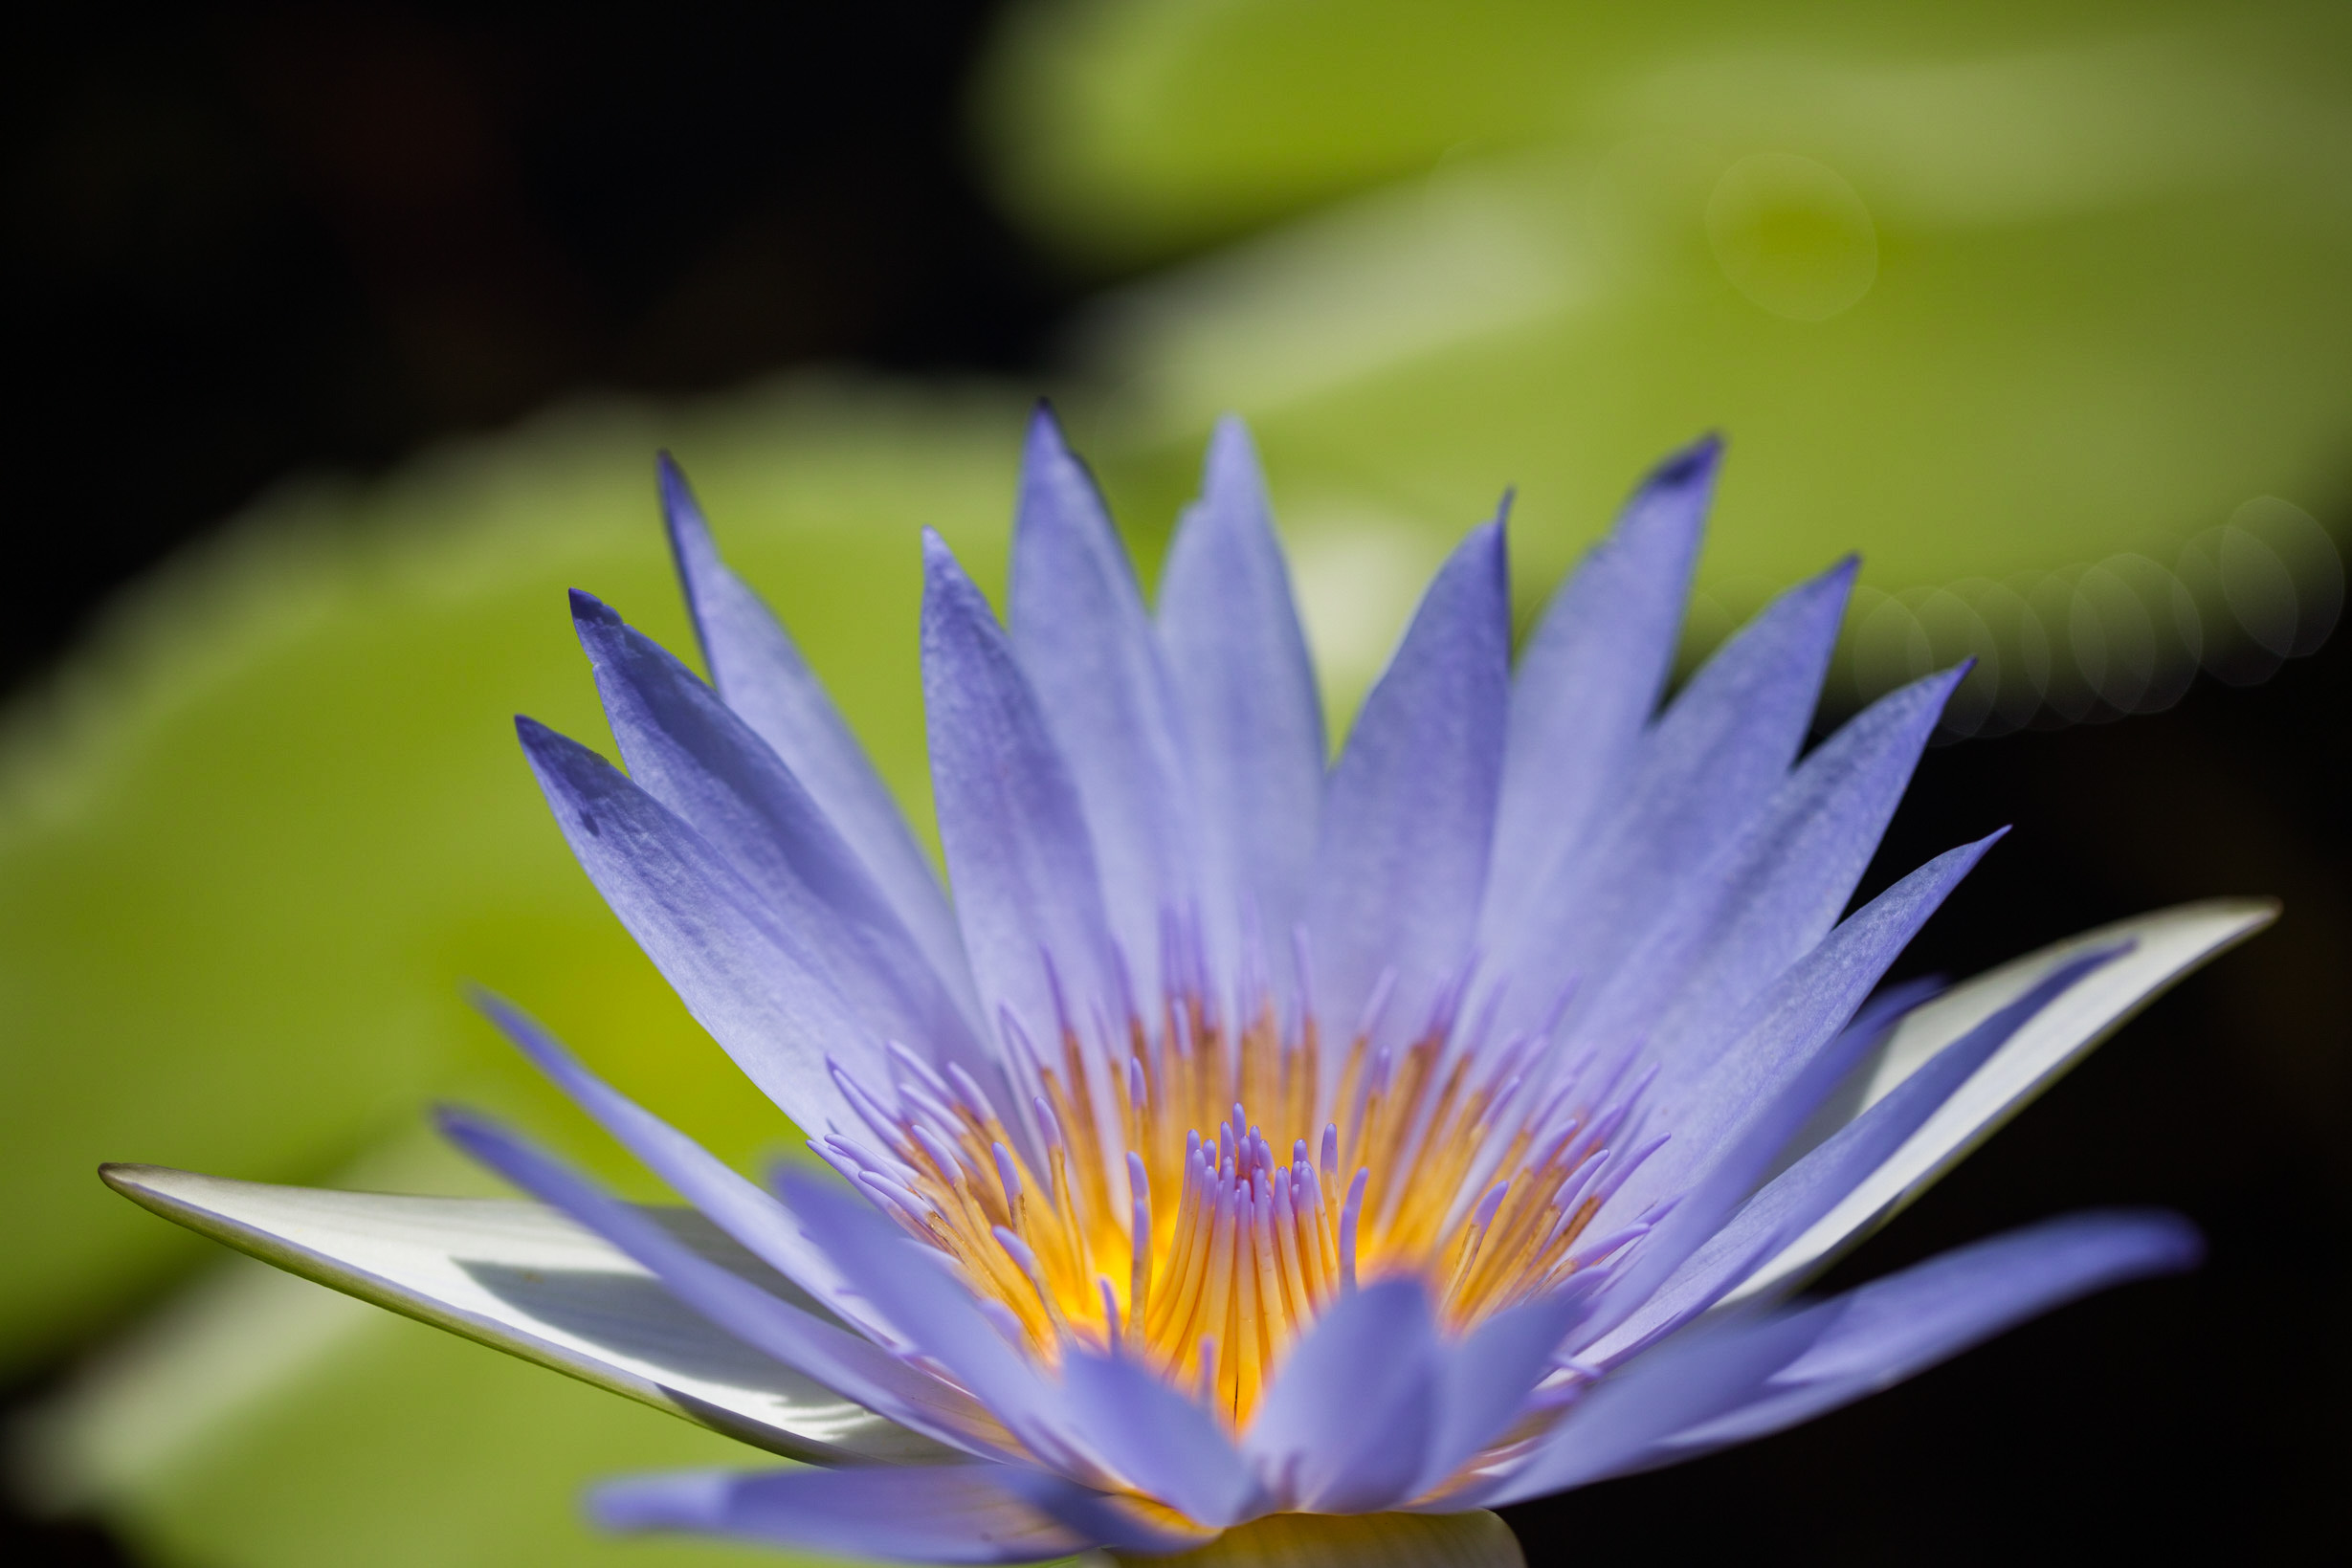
[824,983,1653,1424]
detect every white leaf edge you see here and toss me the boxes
[1720,895,2276,1306]
[100,1163,955,1466]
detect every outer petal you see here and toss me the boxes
[1571,667,1964,1085]
[472,990,889,1342]
[1494,561,1852,1043]
[989,1469,1223,1556]
[1059,1349,1266,1527]
[775,1169,1105,1480]
[1244,1278,1442,1513]
[571,592,990,1079]
[595,1465,1090,1565]
[1661,1212,2203,1454]
[1158,416,1326,1004]
[659,454,965,992]
[922,532,1124,1083]
[1584,951,2117,1362]
[438,1109,1017,1460]
[1468,1310,1832,1505]
[98,1164,948,1465]
[1577,836,1998,1345]
[1602,835,2001,1232]
[1009,407,1200,1006]
[518,718,876,1137]
[1307,519,1510,1043]
[1418,1291,1592,1495]
[1725,898,2275,1304]
[1485,436,1714,936]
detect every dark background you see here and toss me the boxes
[7,3,2345,1563]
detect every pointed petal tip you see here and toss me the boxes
[656,453,707,529]
[97,1160,153,1198]
[1201,414,1266,496]
[921,532,992,618]
[2123,1208,2208,1272]
[567,586,624,629]
[1451,513,1510,572]
[1648,431,1725,491]
[1024,399,1071,455]
[512,714,588,764]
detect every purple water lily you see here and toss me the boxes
[107,410,2270,1565]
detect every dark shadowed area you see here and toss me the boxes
[4,1,1059,698]
[5,3,2343,1564]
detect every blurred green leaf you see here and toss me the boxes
[110,1264,872,1568]
[996,1,2352,724]
[0,378,1026,1561]
[980,0,2351,269]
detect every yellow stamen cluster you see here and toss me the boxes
[843,996,1627,1424]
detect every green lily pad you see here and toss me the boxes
[1,378,1028,1561]
[992,1,2352,727]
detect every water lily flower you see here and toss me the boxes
[106,411,2269,1565]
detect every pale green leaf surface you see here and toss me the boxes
[996,2,2352,726]
[0,378,1032,1563]
[980,0,2351,268]
[110,1293,879,1568]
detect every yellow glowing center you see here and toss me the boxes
[857,996,1623,1424]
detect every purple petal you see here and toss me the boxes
[1244,1277,1442,1513]
[1009,406,1202,1006]
[1158,416,1326,1004]
[594,1465,1088,1564]
[1577,835,1999,1345]
[1575,667,1964,1084]
[471,990,893,1342]
[517,718,883,1137]
[1419,1290,1591,1494]
[1610,834,2000,1229]
[1586,951,2118,1360]
[437,1108,1013,1459]
[1486,437,1714,937]
[1732,898,2274,1302]
[1492,560,1853,1043]
[1661,1211,2203,1453]
[1308,519,1510,1042]
[988,1469,1222,1555]
[1472,1309,1831,1505]
[922,532,1125,1071]
[570,592,992,1087]
[1058,1349,1266,1526]
[659,454,965,994]
[774,1168,1101,1478]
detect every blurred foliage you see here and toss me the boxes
[981,0,2352,268]
[993,0,2352,722]
[0,377,1023,1564]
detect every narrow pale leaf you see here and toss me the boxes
[100,1164,948,1465]
[1723,897,2275,1303]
